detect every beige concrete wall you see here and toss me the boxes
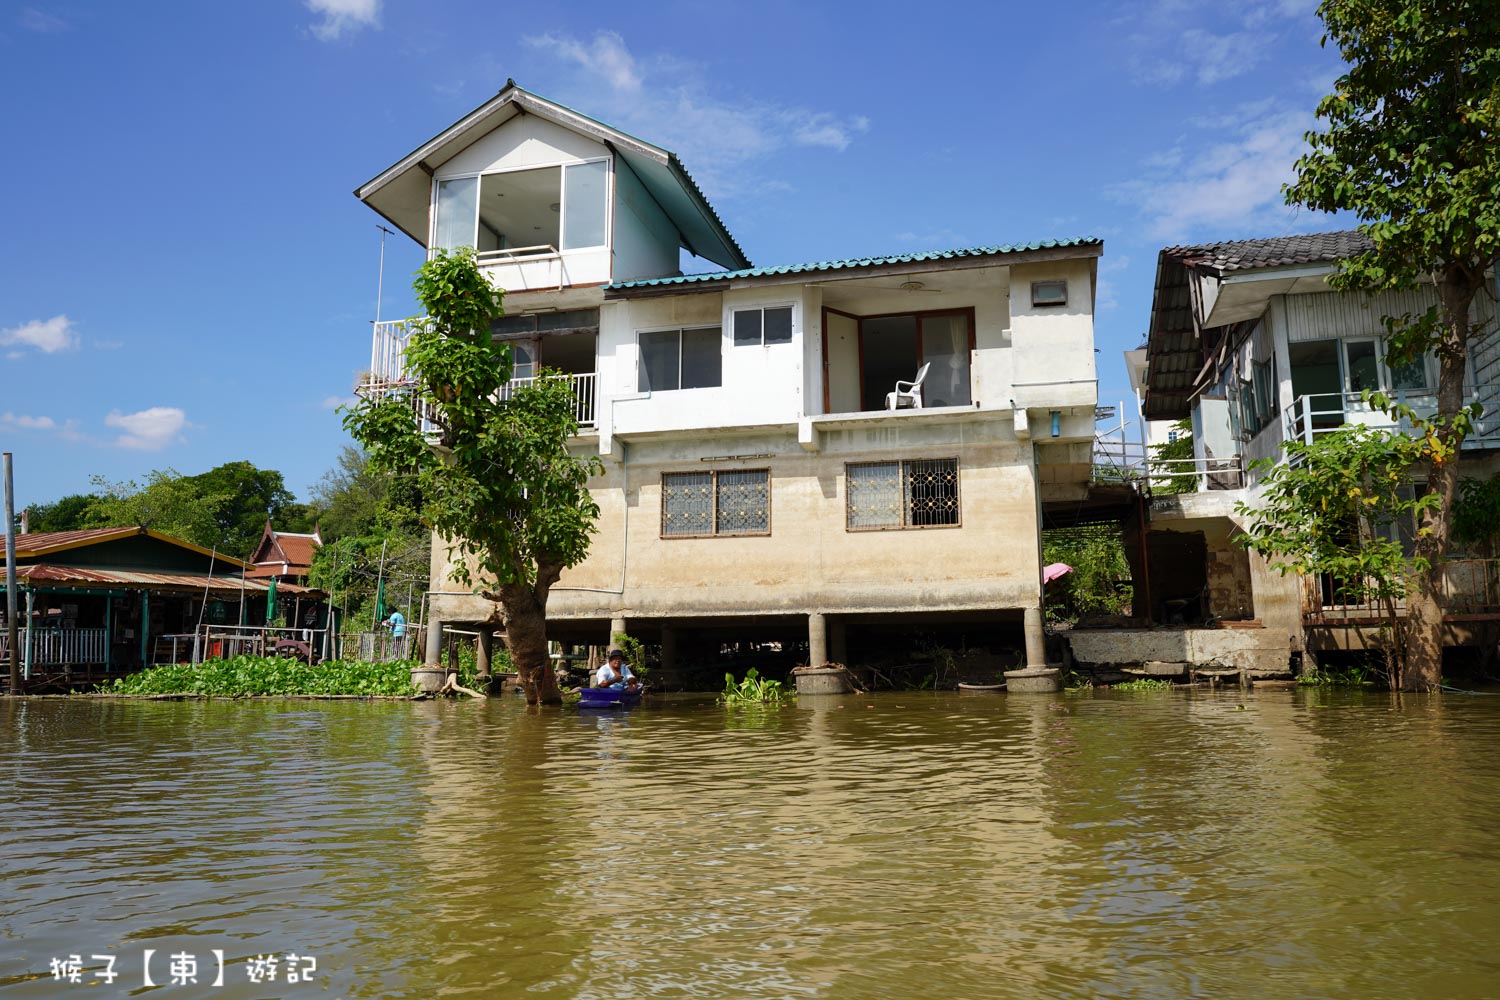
[429,422,1044,625]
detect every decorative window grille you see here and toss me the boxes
[662,469,770,537]
[846,458,960,530]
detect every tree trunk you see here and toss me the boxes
[1403,266,1484,692]
[487,560,564,706]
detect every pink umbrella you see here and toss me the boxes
[1042,562,1074,585]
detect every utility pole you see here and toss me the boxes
[4,453,19,695]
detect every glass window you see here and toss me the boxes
[732,307,793,346]
[733,309,762,347]
[638,330,679,392]
[716,469,770,535]
[476,167,561,253]
[661,471,714,537]
[434,177,477,251]
[662,470,770,537]
[1389,351,1428,392]
[681,328,722,389]
[563,160,608,249]
[764,307,793,345]
[847,459,959,530]
[1345,340,1379,393]
[638,328,722,391]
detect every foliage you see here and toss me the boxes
[26,461,311,559]
[308,445,424,541]
[612,631,649,678]
[1111,678,1174,692]
[1452,474,1500,557]
[342,247,603,705]
[719,667,791,705]
[1236,414,1444,688]
[100,655,430,697]
[1283,0,1500,690]
[1149,420,1197,495]
[1298,662,1377,688]
[1043,525,1132,621]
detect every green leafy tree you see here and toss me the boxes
[23,493,104,533]
[342,248,602,705]
[1149,420,1197,495]
[1283,0,1500,689]
[1237,419,1442,689]
[87,469,234,550]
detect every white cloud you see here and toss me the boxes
[1124,0,1317,88]
[523,31,870,197]
[0,412,56,430]
[321,394,358,410]
[18,7,68,32]
[105,407,188,451]
[306,0,379,42]
[1113,102,1334,240]
[1,314,78,355]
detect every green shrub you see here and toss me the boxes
[719,667,791,705]
[100,655,424,697]
[1112,678,1174,692]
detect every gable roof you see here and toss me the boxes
[13,526,250,569]
[356,81,751,271]
[1162,230,1371,276]
[248,520,320,568]
[604,238,1104,297]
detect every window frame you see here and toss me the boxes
[844,457,962,532]
[660,468,772,539]
[427,156,613,259]
[731,303,797,347]
[635,325,724,392]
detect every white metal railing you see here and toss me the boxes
[1282,386,1500,448]
[0,627,108,666]
[475,244,558,262]
[361,321,596,429]
[1092,404,1242,492]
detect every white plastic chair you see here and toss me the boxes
[886,362,931,410]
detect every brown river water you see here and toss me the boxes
[3,689,1500,999]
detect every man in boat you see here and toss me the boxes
[594,648,638,690]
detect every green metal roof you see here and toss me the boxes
[605,238,1103,292]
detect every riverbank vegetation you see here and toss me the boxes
[1042,525,1132,622]
[720,668,791,705]
[100,655,439,697]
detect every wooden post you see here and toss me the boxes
[476,629,493,682]
[3,452,17,695]
[104,595,112,673]
[140,590,150,667]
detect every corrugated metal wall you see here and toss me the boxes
[1281,286,1499,384]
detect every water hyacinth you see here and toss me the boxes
[100,655,425,697]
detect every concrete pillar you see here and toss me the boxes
[1023,606,1047,669]
[660,626,678,672]
[808,612,828,667]
[609,616,626,647]
[1007,606,1061,693]
[424,618,444,666]
[829,619,847,666]
[476,628,493,680]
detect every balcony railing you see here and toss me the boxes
[1282,386,1500,448]
[360,320,596,429]
[1303,558,1500,624]
[0,627,108,667]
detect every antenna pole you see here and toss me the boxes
[375,224,395,325]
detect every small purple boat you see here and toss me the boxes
[578,686,643,708]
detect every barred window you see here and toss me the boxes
[662,469,770,537]
[846,458,959,530]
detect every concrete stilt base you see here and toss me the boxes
[794,667,853,695]
[1003,667,1062,693]
[411,667,448,694]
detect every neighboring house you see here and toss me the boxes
[0,526,322,685]
[246,520,322,586]
[1131,231,1500,659]
[355,82,1103,673]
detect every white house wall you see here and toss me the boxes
[433,113,608,177]
[612,158,680,283]
[824,311,861,413]
[1008,260,1096,411]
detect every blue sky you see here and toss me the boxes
[1,0,1346,509]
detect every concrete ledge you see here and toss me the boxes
[1065,627,1290,676]
[1003,667,1061,693]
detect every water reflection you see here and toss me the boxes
[3,691,1500,998]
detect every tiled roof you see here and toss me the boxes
[13,527,137,556]
[605,238,1103,291]
[1163,230,1372,274]
[267,532,319,568]
[16,564,321,595]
